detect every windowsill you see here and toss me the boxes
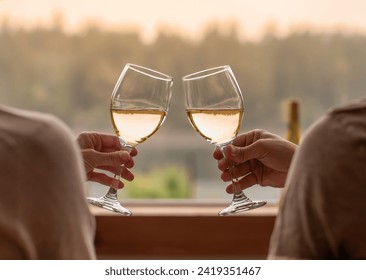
[90,199,278,216]
[92,200,277,260]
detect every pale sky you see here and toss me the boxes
[1,0,366,41]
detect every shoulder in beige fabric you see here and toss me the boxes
[0,105,96,259]
[268,99,366,259]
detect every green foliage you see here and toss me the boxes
[120,166,192,199]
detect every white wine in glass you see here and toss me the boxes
[110,109,167,147]
[183,65,266,216]
[186,109,243,145]
[87,64,173,215]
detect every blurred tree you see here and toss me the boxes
[1,21,366,135]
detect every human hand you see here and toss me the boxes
[213,129,297,193]
[77,132,138,188]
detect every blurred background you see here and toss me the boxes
[1,0,366,202]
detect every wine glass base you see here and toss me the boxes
[87,196,132,216]
[218,199,267,216]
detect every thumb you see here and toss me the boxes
[95,150,131,167]
[84,149,130,171]
[224,143,262,164]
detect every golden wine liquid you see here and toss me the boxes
[186,109,243,145]
[110,109,166,146]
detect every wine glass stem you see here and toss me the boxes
[111,165,123,188]
[232,177,246,196]
[108,143,132,194]
[107,165,123,195]
[220,145,249,199]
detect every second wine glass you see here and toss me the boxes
[182,65,266,216]
[87,63,173,215]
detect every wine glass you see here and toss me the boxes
[87,63,173,215]
[182,65,266,216]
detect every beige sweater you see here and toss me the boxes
[269,99,366,259]
[0,105,95,259]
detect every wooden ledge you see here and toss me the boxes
[92,201,277,259]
